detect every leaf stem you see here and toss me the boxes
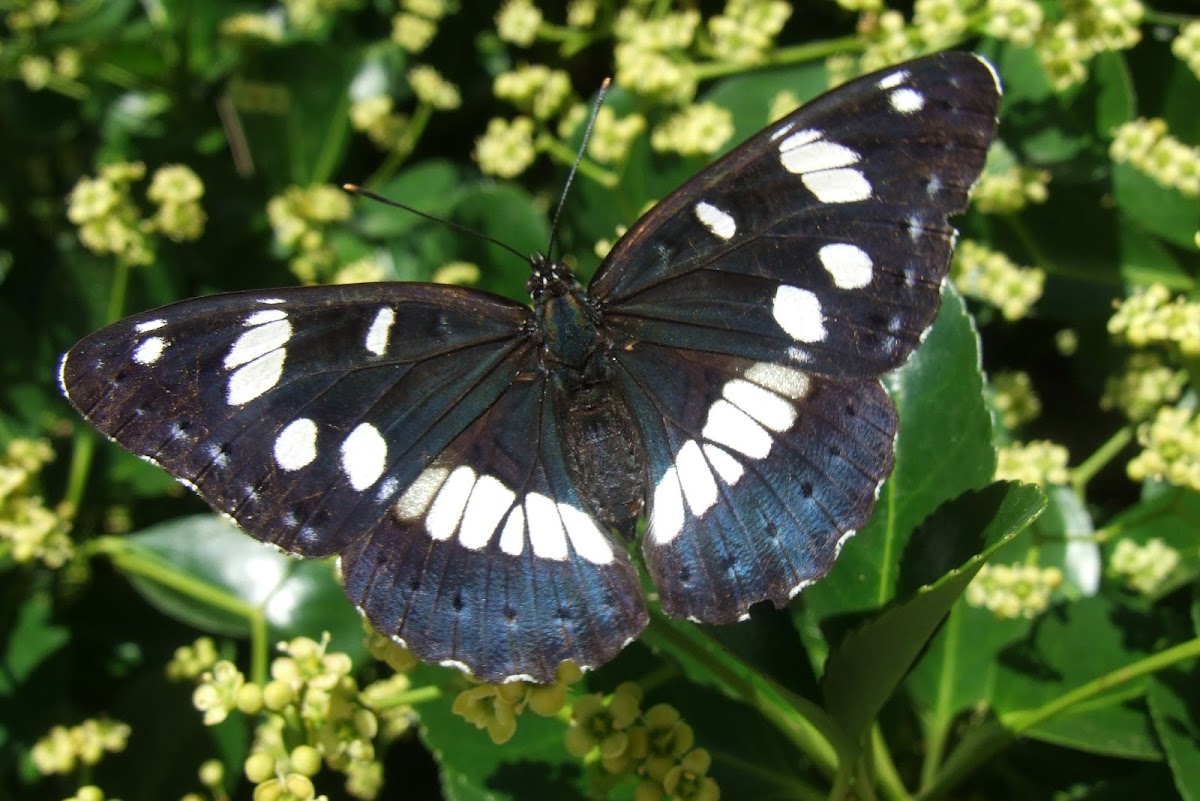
[1070,425,1134,497]
[87,535,271,682]
[641,607,842,779]
[920,635,1200,800]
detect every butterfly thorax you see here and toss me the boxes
[529,254,599,370]
[527,255,646,537]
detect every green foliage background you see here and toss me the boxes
[2,1,1199,800]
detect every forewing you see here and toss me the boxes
[592,52,1000,376]
[613,343,896,623]
[339,373,648,683]
[60,283,531,559]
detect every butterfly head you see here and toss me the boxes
[527,253,600,369]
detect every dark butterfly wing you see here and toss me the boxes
[594,52,1000,623]
[593,51,1000,376]
[613,343,895,622]
[62,284,531,560]
[340,373,647,683]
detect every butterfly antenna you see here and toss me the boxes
[546,77,611,263]
[343,184,528,262]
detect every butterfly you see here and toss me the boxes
[61,51,1001,683]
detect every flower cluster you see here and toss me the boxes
[408,65,462,110]
[166,636,221,682]
[1175,21,1200,80]
[1037,0,1144,91]
[481,1,797,178]
[332,257,388,285]
[67,163,206,266]
[219,10,285,41]
[707,0,791,66]
[31,718,131,776]
[453,662,581,744]
[565,684,719,801]
[1110,118,1200,199]
[1107,284,1200,355]
[973,144,1051,215]
[996,440,1070,485]
[393,0,452,53]
[1127,406,1200,492]
[989,370,1042,430]
[188,636,400,800]
[953,240,1045,321]
[650,103,735,157]
[496,65,574,120]
[349,94,410,152]
[912,0,969,49]
[474,116,538,178]
[431,260,482,286]
[4,1,87,93]
[0,438,72,569]
[1108,537,1181,595]
[1100,353,1185,422]
[496,0,543,47]
[63,787,122,801]
[266,184,353,284]
[966,562,1063,619]
[984,0,1044,47]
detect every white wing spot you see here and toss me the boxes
[694,201,736,240]
[801,168,872,203]
[878,70,909,90]
[458,474,516,550]
[225,319,292,369]
[134,319,166,333]
[499,505,526,556]
[779,131,860,174]
[426,465,477,541]
[245,309,287,325]
[890,87,924,114]
[365,307,395,356]
[675,440,718,517]
[744,362,811,399]
[650,466,685,545]
[769,120,796,141]
[819,243,874,289]
[274,418,318,471]
[773,285,827,343]
[559,503,613,564]
[525,492,568,560]
[227,349,286,405]
[395,466,450,520]
[723,379,797,432]
[340,422,388,491]
[702,399,772,459]
[703,443,744,485]
[133,337,167,365]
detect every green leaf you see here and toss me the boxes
[1149,665,1200,801]
[800,284,995,632]
[116,515,365,661]
[355,160,465,241]
[450,182,551,302]
[1104,487,1200,599]
[822,482,1046,749]
[0,595,70,748]
[1112,164,1200,250]
[990,594,1161,759]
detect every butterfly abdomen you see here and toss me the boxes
[553,361,646,540]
